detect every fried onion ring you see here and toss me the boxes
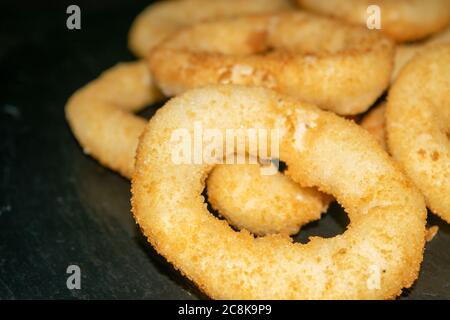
[132,85,426,299]
[393,25,450,80]
[297,0,450,42]
[386,44,450,223]
[66,61,158,178]
[149,11,395,115]
[361,27,450,148]
[66,62,329,236]
[128,0,292,58]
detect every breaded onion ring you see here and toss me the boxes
[386,44,450,223]
[361,26,450,147]
[149,11,395,115]
[66,61,158,178]
[129,0,292,58]
[360,103,387,150]
[208,163,331,235]
[361,27,450,151]
[66,62,329,235]
[132,85,426,299]
[297,0,450,42]
[394,25,450,80]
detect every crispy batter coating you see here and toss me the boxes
[386,44,450,223]
[65,61,157,178]
[297,0,450,42]
[129,0,292,58]
[132,85,426,299]
[66,62,329,235]
[394,25,450,80]
[67,0,293,178]
[208,163,331,235]
[361,26,450,150]
[360,103,387,150]
[149,11,395,115]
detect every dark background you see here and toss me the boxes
[0,0,449,299]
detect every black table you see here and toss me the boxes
[1,1,449,299]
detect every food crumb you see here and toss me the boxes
[425,225,439,242]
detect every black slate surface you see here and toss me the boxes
[0,0,449,299]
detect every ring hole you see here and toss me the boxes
[293,202,349,244]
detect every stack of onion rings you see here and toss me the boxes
[131,85,426,299]
[65,62,330,236]
[67,0,339,236]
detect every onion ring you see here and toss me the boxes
[129,0,292,58]
[66,61,158,178]
[393,25,450,80]
[149,11,394,115]
[425,226,439,242]
[386,44,450,223]
[361,26,450,149]
[66,62,329,236]
[297,0,450,42]
[132,85,426,299]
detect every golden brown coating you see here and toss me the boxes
[208,163,331,235]
[394,25,450,81]
[66,62,329,236]
[65,61,158,178]
[128,0,292,58]
[297,0,450,42]
[386,44,450,223]
[361,27,450,150]
[132,85,426,299]
[127,0,292,106]
[360,103,387,150]
[149,11,395,115]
